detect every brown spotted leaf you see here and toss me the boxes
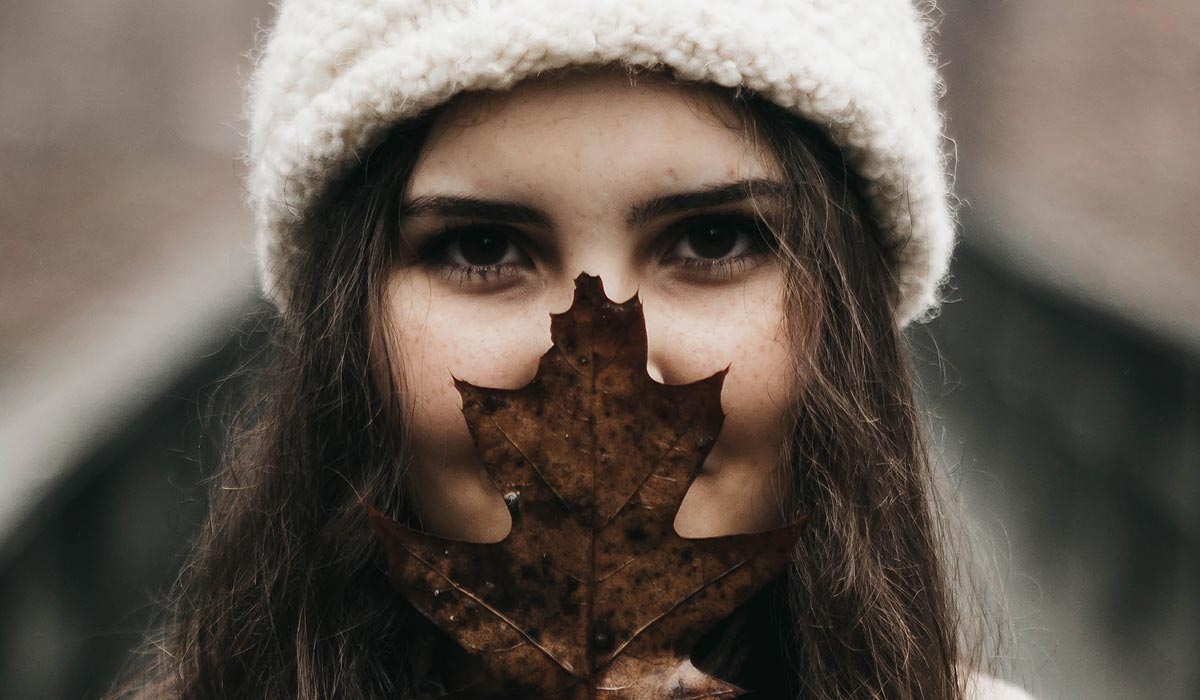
[369,274,808,698]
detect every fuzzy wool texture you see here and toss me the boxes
[246,0,956,325]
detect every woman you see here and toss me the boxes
[112,0,1030,698]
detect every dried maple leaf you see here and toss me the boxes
[369,274,808,698]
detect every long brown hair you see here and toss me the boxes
[109,72,984,699]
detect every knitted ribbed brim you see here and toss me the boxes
[247,0,955,325]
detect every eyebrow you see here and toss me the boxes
[626,178,788,227]
[400,195,551,226]
[399,178,788,228]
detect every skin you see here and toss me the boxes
[385,69,799,542]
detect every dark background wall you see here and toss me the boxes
[917,242,1199,698]
[0,321,262,699]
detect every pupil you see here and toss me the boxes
[690,225,738,259]
[459,231,507,266]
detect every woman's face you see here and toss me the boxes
[385,70,799,542]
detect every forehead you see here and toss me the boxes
[407,68,780,199]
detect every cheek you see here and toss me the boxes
[644,274,797,452]
[388,276,551,402]
[646,272,800,537]
[385,274,551,541]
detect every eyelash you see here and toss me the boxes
[417,213,774,287]
[419,224,526,286]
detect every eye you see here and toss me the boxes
[443,228,525,267]
[418,225,532,286]
[677,220,752,259]
[663,213,772,275]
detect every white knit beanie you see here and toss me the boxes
[247,0,955,325]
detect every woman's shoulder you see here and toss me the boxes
[966,672,1037,700]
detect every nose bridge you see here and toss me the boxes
[556,236,639,304]
[570,263,639,305]
[553,246,670,383]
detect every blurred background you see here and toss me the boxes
[0,1,1196,698]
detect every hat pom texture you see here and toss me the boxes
[247,0,955,326]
